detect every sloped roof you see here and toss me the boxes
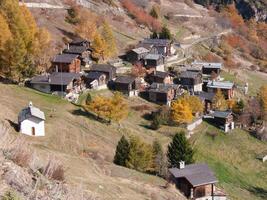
[213,111,232,119]
[180,71,201,79]
[142,38,171,46]
[196,92,215,102]
[63,46,88,54]
[18,103,45,122]
[85,71,105,80]
[131,47,149,54]
[169,163,218,187]
[31,72,81,86]
[144,54,162,60]
[207,81,234,89]
[53,54,78,64]
[91,64,116,73]
[149,83,179,93]
[114,76,136,84]
[193,62,222,69]
[151,71,170,78]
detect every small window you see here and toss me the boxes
[32,127,35,136]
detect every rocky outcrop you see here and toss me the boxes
[235,0,267,22]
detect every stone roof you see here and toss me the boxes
[114,76,136,84]
[149,83,179,93]
[31,72,81,86]
[196,92,215,102]
[169,163,218,187]
[213,111,232,119]
[180,71,201,79]
[53,54,78,64]
[142,38,171,46]
[207,81,234,89]
[193,62,222,69]
[91,64,116,73]
[131,47,149,54]
[144,54,162,60]
[85,71,105,80]
[63,46,88,54]
[18,102,45,122]
[151,71,170,78]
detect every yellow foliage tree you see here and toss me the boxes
[84,93,128,123]
[183,95,204,115]
[102,21,117,58]
[212,89,227,111]
[91,31,107,61]
[0,13,12,49]
[259,85,267,119]
[75,9,97,41]
[171,98,193,124]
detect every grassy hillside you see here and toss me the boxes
[192,123,267,200]
[0,83,185,200]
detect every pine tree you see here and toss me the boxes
[167,132,194,168]
[150,6,159,19]
[150,31,158,39]
[212,89,227,111]
[159,26,172,40]
[171,98,193,124]
[114,135,130,166]
[126,136,153,172]
[102,21,117,58]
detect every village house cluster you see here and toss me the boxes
[18,37,238,200]
[27,37,236,133]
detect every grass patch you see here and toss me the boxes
[192,122,267,200]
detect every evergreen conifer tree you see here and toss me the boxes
[167,132,194,168]
[114,135,130,166]
[159,26,172,39]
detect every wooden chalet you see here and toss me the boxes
[147,71,173,84]
[30,72,83,96]
[143,54,165,72]
[138,39,173,56]
[63,45,92,67]
[148,83,180,106]
[51,54,81,73]
[207,81,234,99]
[83,71,107,90]
[126,47,149,63]
[113,76,141,97]
[70,38,91,48]
[196,92,215,113]
[178,70,203,93]
[169,162,226,200]
[87,64,117,81]
[211,111,235,132]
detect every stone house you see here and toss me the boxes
[88,64,117,81]
[143,54,165,72]
[126,47,149,63]
[147,71,173,84]
[179,70,203,93]
[83,71,107,90]
[212,111,235,132]
[113,76,141,97]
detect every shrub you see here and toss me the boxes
[2,191,20,200]
[10,139,32,168]
[43,158,65,181]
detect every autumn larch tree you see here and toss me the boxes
[171,98,193,124]
[101,21,117,58]
[212,89,228,111]
[183,95,204,116]
[126,136,153,172]
[114,135,130,167]
[167,132,194,168]
[259,85,267,120]
[91,31,107,62]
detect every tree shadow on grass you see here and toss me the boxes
[248,186,267,199]
[70,109,109,124]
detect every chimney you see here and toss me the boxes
[179,161,185,169]
[67,43,70,50]
[29,101,33,107]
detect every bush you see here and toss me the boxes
[10,140,32,168]
[43,158,65,181]
[2,191,20,200]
